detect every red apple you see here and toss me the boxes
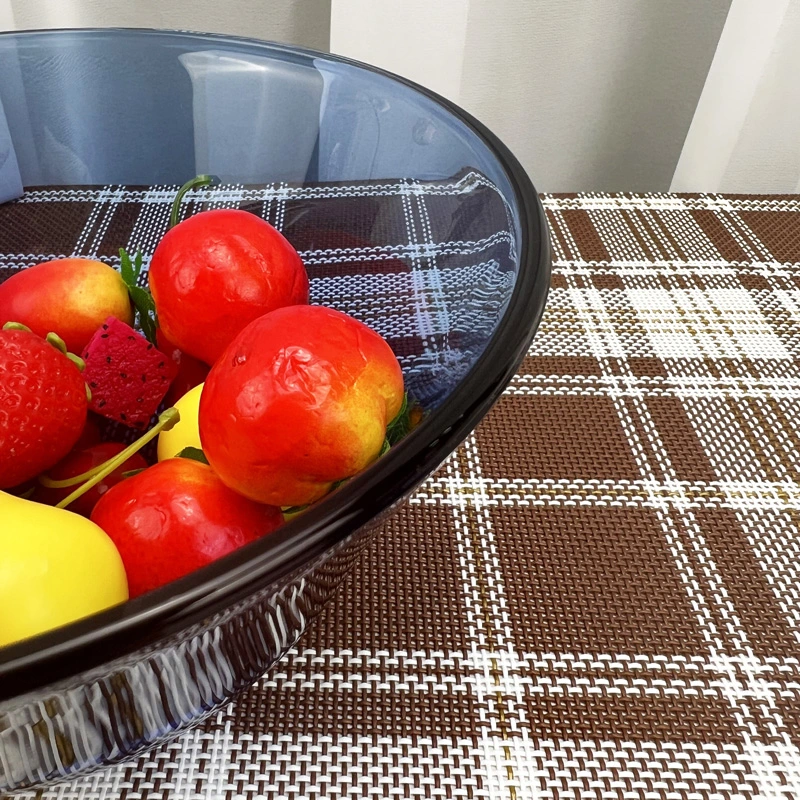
[90,458,284,597]
[35,442,148,517]
[148,209,309,365]
[199,305,405,508]
[0,258,134,353]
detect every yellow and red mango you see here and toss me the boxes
[0,258,134,353]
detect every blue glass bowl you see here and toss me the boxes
[0,28,550,790]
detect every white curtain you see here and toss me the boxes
[330,0,800,194]
[1,0,799,193]
[0,0,331,52]
[670,0,800,193]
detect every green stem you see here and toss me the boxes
[54,408,180,509]
[170,175,215,229]
[40,462,103,489]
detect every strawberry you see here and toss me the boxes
[0,325,89,488]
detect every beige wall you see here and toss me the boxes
[1,0,331,52]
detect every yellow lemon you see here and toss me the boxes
[0,491,128,648]
[157,383,204,461]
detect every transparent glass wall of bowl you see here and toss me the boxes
[0,30,524,407]
[0,30,522,205]
[0,94,22,203]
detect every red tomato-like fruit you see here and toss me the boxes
[35,442,149,517]
[74,414,104,450]
[156,329,210,406]
[91,458,284,598]
[0,327,88,488]
[149,209,309,366]
[0,258,134,353]
[199,305,404,508]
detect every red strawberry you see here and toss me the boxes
[82,317,178,429]
[0,326,88,488]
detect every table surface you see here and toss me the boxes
[9,191,800,799]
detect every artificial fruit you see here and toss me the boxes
[0,258,134,353]
[91,458,284,598]
[149,208,309,365]
[82,317,177,429]
[157,382,203,461]
[0,491,128,648]
[199,305,404,507]
[0,324,88,488]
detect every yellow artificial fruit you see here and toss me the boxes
[0,490,128,648]
[157,382,203,461]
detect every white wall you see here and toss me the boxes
[330,0,470,101]
[1,0,331,52]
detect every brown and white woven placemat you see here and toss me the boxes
[6,191,800,799]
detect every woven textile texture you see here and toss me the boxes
[4,190,800,798]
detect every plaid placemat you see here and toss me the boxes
[0,175,516,414]
[5,189,800,798]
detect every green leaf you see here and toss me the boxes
[127,285,158,345]
[385,392,412,446]
[128,284,155,313]
[379,438,391,456]
[121,467,147,479]
[119,248,135,286]
[119,247,159,344]
[176,446,210,465]
[142,315,157,345]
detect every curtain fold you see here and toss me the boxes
[0,1,331,52]
[671,0,800,193]
[330,0,732,193]
[0,1,13,31]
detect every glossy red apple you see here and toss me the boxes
[199,305,405,508]
[90,458,284,597]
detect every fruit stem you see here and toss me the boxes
[170,174,215,228]
[50,408,180,509]
[2,321,31,332]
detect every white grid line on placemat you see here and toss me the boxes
[70,184,112,258]
[13,171,497,205]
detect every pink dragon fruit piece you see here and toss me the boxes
[82,317,178,429]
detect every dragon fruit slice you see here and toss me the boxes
[82,317,177,429]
